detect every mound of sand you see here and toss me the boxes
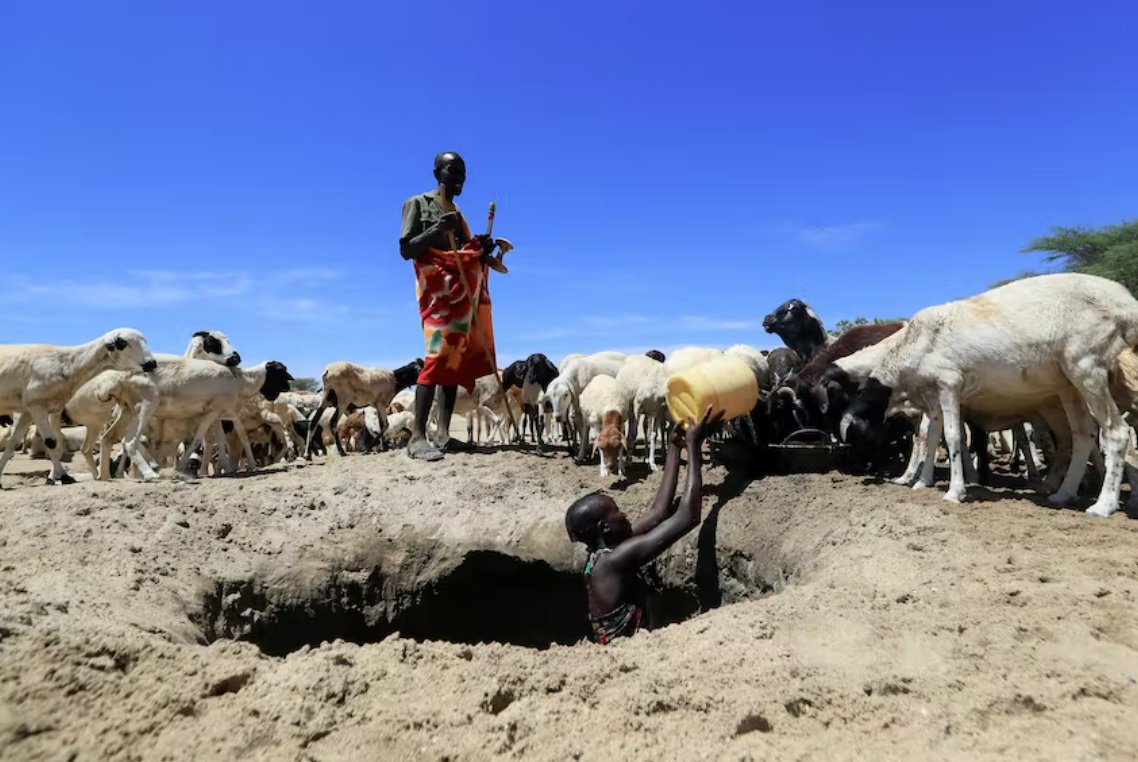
[1,449,1136,760]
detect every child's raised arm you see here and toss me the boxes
[606,407,723,571]
[631,424,685,535]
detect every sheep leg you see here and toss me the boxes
[228,416,258,472]
[936,391,968,503]
[1074,374,1129,517]
[647,416,659,473]
[894,414,929,486]
[914,413,942,489]
[207,421,232,475]
[1012,424,1038,483]
[377,413,390,453]
[0,414,31,486]
[123,400,158,481]
[92,416,120,480]
[594,430,607,477]
[81,424,101,480]
[1050,392,1096,505]
[304,401,330,459]
[961,424,979,486]
[28,406,72,485]
[176,415,218,475]
[1035,407,1068,491]
[574,401,588,462]
[327,408,346,456]
[100,407,129,481]
[279,418,301,461]
[625,413,637,461]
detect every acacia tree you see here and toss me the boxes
[1006,219,1138,293]
[290,377,319,392]
[827,316,905,338]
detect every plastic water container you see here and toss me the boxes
[666,355,760,424]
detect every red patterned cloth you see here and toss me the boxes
[414,232,496,392]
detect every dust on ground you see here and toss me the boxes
[1,447,1136,761]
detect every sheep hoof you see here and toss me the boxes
[943,491,964,504]
[1048,491,1074,506]
[1086,503,1116,518]
[911,481,928,491]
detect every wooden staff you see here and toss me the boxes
[439,196,520,442]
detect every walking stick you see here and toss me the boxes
[440,198,521,442]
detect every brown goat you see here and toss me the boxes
[792,322,906,386]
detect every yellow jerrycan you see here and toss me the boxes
[666,355,759,424]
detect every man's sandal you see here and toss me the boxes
[407,437,444,462]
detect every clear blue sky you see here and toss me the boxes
[2,1,1135,378]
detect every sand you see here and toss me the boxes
[1,447,1137,761]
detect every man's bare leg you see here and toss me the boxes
[408,384,444,461]
[435,385,474,452]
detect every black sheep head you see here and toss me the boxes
[838,378,894,455]
[394,359,424,391]
[259,361,294,401]
[762,299,827,357]
[524,353,559,389]
[502,359,528,390]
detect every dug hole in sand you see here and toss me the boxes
[1,449,1137,760]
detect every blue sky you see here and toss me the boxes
[2,1,1136,379]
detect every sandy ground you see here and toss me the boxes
[1,444,1137,761]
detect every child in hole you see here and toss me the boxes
[565,407,721,644]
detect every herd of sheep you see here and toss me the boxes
[3,271,1138,518]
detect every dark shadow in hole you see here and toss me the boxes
[695,472,752,610]
[200,550,714,656]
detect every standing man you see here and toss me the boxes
[399,151,499,461]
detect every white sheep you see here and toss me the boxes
[0,328,156,486]
[559,352,627,460]
[616,355,669,471]
[664,346,724,374]
[145,360,294,475]
[388,388,416,414]
[558,353,587,373]
[840,273,1138,516]
[579,374,631,477]
[304,359,423,457]
[384,410,415,447]
[60,330,242,481]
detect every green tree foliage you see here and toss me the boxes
[290,377,320,392]
[828,317,906,338]
[1018,220,1138,294]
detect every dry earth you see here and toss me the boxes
[1,446,1136,761]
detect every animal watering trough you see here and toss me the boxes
[765,429,849,474]
[712,428,850,475]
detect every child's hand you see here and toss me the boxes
[686,406,725,449]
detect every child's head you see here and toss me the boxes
[565,491,632,550]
